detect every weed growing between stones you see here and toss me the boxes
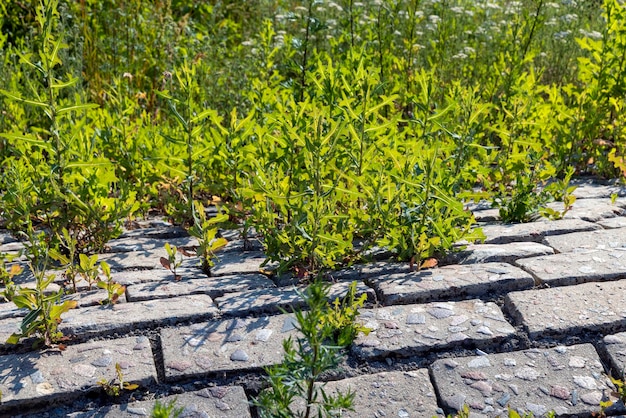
[160,242,185,281]
[151,398,183,418]
[97,362,139,397]
[254,280,369,417]
[443,404,556,417]
[4,228,76,348]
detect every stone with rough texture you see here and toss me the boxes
[0,231,17,244]
[505,280,626,339]
[602,332,626,378]
[352,299,515,359]
[0,337,156,412]
[431,344,623,417]
[572,182,626,199]
[118,224,187,239]
[443,242,554,265]
[369,263,534,305]
[481,219,600,244]
[598,216,626,229]
[104,236,199,253]
[215,281,375,316]
[516,250,626,287]
[126,273,275,301]
[71,386,251,417]
[295,370,442,417]
[329,262,412,282]
[543,228,626,253]
[544,198,626,222]
[98,249,202,272]
[210,250,267,276]
[161,314,300,380]
[59,294,218,338]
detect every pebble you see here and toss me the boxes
[526,402,547,416]
[468,357,491,368]
[503,358,517,367]
[497,393,511,407]
[406,313,426,324]
[91,356,113,367]
[580,391,602,405]
[29,371,45,384]
[572,376,598,390]
[514,367,539,381]
[255,329,273,342]
[230,349,249,362]
[282,317,297,332]
[127,407,148,416]
[569,356,587,368]
[428,307,455,319]
[549,385,570,400]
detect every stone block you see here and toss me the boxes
[516,249,626,287]
[430,343,623,417]
[161,314,299,380]
[214,281,374,317]
[126,274,275,301]
[352,300,515,359]
[481,220,600,245]
[59,295,218,338]
[505,280,626,339]
[0,336,156,412]
[369,263,534,305]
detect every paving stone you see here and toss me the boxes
[70,386,251,417]
[0,231,17,244]
[443,243,554,265]
[598,216,626,229]
[63,288,127,307]
[543,227,626,253]
[0,302,27,320]
[214,281,374,316]
[118,225,188,239]
[126,274,275,301]
[327,262,412,282]
[369,263,534,305]
[210,250,267,276]
[105,268,198,286]
[0,241,25,253]
[161,314,300,380]
[544,198,626,222]
[505,280,626,339]
[430,343,624,417]
[104,236,199,253]
[352,299,515,359]
[292,370,441,417]
[98,249,201,271]
[0,336,156,412]
[481,219,601,244]
[602,332,626,378]
[572,181,626,199]
[59,295,218,338]
[516,249,626,287]
[472,208,501,223]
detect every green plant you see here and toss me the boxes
[254,280,368,417]
[97,261,125,305]
[442,404,555,418]
[76,253,100,291]
[160,242,184,281]
[5,229,77,347]
[97,362,139,397]
[0,252,23,302]
[188,202,228,274]
[151,398,184,418]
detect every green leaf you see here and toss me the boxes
[57,103,100,116]
[0,133,53,151]
[0,89,48,107]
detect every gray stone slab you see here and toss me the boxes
[515,249,626,287]
[71,386,251,417]
[543,227,626,253]
[63,289,127,307]
[98,249,201,271]
[0,317,22,344]
[369,263,534,305]
[505,280,626,339]
[0,302,27,320]
[105,268,197,286]
[545,198,626,222]
[327,262,412,282]
[0,336,156,412]
[0,241,25,253]
[210,250,267,276]
[444,243,554,265]
[481,219,601,244]
[161,314,299,380]
[598,216,626,229]
[118,225,187,239]
[104,236,199,253]
[59,295,218,338]
[126,274,275,301]
[329,370,441,417]
[0,231,17,244]
[472,208,501,223]
[602,332,626,378]
[430,343,623,417]
[214,281,375,316]
[290,369,442,417]
[352,300,516,359]
[572,182,626,199]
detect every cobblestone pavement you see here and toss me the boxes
[1,180,626,417]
